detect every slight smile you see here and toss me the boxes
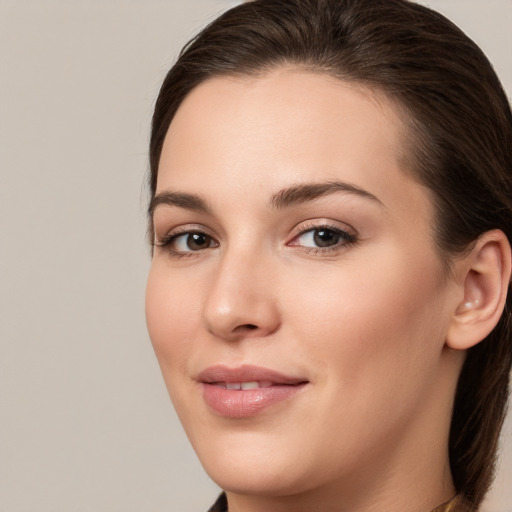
[197,365,309,418]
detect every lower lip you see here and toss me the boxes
[201,383,307,418]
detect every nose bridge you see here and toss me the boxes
[202,238,279,340]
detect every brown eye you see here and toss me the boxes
[156,229,218,254]
[291,226,355,250]
[164,231,218,253]
[186,233,213,250]
[313,229,341,247]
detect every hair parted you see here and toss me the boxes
[149,0,512,507]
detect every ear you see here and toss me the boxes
[446,230,511,350]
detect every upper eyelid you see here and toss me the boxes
[289,226,356,243]
[155,230,219,255]
[289,219,357,237]
[153,226,218,251]
[155,223,216,238]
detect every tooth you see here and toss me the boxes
[259,381,273,388]
[226,382,241,390]
[241,381,260,390]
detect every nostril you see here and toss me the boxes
[234,324,258,331]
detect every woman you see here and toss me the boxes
[145,0,512,510]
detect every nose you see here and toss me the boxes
[202,248,280,341]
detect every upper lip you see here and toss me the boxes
[197,364,308,385]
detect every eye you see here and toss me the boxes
[157,230,218,255]
[289,225,356,251]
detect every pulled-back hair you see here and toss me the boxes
[149,0,512,507]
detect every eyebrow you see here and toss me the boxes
[270,180,384,209]
[149,179,383,219]
[148,191,210,218]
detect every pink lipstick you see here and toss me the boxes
[197,365,308,418]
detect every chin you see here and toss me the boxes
[204,460,310,497]
[190,427,327,498]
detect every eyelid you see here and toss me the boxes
[288,219,357,240]
[154,219,357,256]
[154,224,219,253]
[287,219,358,251]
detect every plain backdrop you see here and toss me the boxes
[0,1,511,511]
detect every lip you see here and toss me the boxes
[197,364,309,418]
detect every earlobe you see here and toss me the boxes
[446,230,511,351]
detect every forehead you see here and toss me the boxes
[157,68,430,221]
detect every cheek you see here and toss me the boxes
[271,248,449,468]
[145,262,203,380]
[282,246,448,393]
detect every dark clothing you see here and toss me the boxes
[208,493,227,512]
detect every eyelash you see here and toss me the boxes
[289,223,357,254]
[155,228,218,258]
[155,223,357,258]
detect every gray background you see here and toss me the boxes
[0,1,510,511]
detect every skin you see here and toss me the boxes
[146,69,468,512]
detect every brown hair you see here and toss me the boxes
[149,0,512,507]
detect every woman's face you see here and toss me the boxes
[146,69,459,499]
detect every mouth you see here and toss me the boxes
[212,381,274,390]
[197,365,309,418]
